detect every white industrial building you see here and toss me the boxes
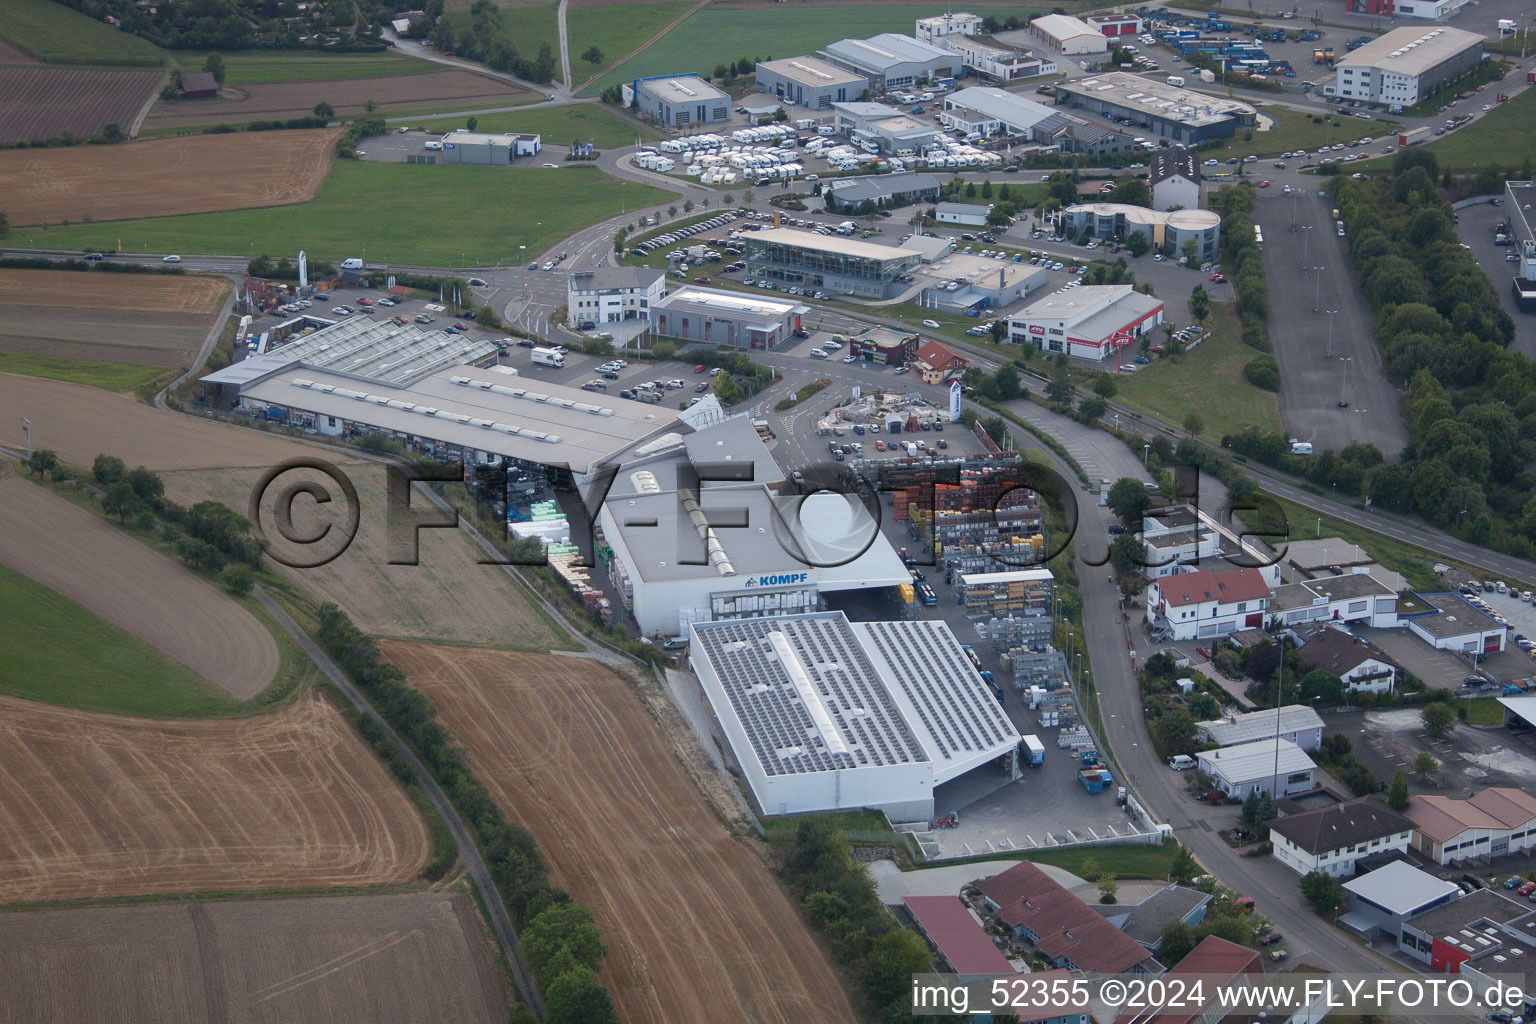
[1338,861,1462,941]
[650,285,807,349]
[1137,503,1281,584]
[914,252,1046,313]
[628,74,730,127]
[1404,787,1536,865]
[688,611,1021,819]
[1268,799,1415,878]
[914,11,981,46]
[1056,204,1222,262]
[1006,284,1165,362]
[1022,13,1108,58]
[1198,705,1325,752]
[1146,567,1272,642]
[598,417,912,636]
[934,201,990,227]
[822,34,962,91]
[1401,591,1507,655]
[1268,573,1401,631]
[567,267,665,328]
[1054,73,1258,146]
[1149,148,1201,212]
[1086,13,1144,37]
[1326,26,1484,107]
[915,15,1056,81]
[1197,738,1316,801]
[942,86,1056,136]
[437,130,541,164]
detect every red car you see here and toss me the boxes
[392,316,409,325]
[1519,881,1536,897]
[1209,273,1227,284]
[1260,932,1283,946]
[355,298,373,306]
[1258,180,1271,188]
[1196,645,1212,659]
[452,322,468,330]
[695,364,707,373]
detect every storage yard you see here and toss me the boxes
[0,475,280,698]
[0,130,340,226]
[142,69,533,129]
[0,691,431,903]
[0,891,506,1024]
[0,66,162,143]
[0,269,230,369]
[387,642,861,1024]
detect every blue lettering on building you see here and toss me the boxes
[744,572,809,588]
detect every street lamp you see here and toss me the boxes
[1339,355,1352,407]
[1324,309,1337,358]
[1143,443,1151,465]
[1299,223,1312,268]
[1312,266,1325,311]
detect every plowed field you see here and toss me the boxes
[144,69,530,129]
[0,269,228,367]
[0,66,161,143]
[0,129,338,226]
[0,691,431,903]
[388,642,858,1024]
[0,475,279,698]
[0,891,506,1023]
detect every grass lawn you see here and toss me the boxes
[577,4,966,97]
[1,0,166,65]
[924,842,1181,880]
[1197,105,1401,161]
[760,809,894,842]
[442,3,559,74]
[1406,86,1536,172]
[1102,300,1280,440]
[0,353,177,393]
[1248,490,1442,591]
[24,162,673,268]
[569,1,696,90]
[1467,698,1505,727]
[416,103,654,150]
[172,52,439,84]
[0,562,241,717]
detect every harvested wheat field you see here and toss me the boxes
[0,690,431,903]
[164,462,571,651]
[0,129,338,226]
[145,69,530,129]
[0,373,311,471]
[388,642,858,1024]
[0,475,279,698]
[0,268,229,367]
[0,890,506,1024]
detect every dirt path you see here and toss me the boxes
[387,642,860,1024]
[0,691,431,903]
[0,475,279,698]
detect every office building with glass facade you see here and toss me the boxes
[744,228,922,298]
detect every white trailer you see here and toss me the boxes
[1022,735,1046,766]
[531,346,565,368]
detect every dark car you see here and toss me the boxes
[452,322,468,330]
[601,371,620,380]
[619,389,637,399]
[1260,932,1283,946]
[1108,524,1126,535]
[694,381,711,392]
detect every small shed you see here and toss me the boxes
[178,72,219,99]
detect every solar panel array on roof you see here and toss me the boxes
[690,616,926,776]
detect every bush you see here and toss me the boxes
[1243,355,1280,391]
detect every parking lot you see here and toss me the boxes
[354,127,558,168]
[1453,199,1536,362]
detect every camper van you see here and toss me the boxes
[340,258,364,270]
[1288,439,1313,456]
[1168,755,1196,771]
[1167,75,1186,87]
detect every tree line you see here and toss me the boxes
[313,603,616,1024]
[430,0,556,84]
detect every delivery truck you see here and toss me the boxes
[531,346,566,368]
[1022,735,1046,766]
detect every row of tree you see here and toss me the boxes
[1331,150,1535,554]
[430,0,556,84]
[313,603,616,1024]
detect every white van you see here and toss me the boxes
[340,257,364,270]
[423,140,443,151]
[1167,75,1186,87]
[1289,440,1313,456]
[1168,755,1196,771]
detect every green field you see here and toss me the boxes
[1,0,167,65]
[1467,697,1505,727]
[0,353,176,393]
[927,842,1183,880]
[173,51,439,84]
[568,1,697,89]
[25,161,674,267]
[1198,106,1401,161]
[1109,299,1281,441]
[0,562,242,717]
[415,103,654,149]
[1407,87,1536,171]
[576,4,964,97]
[442,2,560,76]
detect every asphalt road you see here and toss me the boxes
[1455,198,1536,360]
[1255,185,1409,458]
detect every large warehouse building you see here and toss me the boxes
[744,228,923,298]
[1006,284,1164,362]
[822,33,961,90]
[1057,203,1222,262]
[628,74,730,127]
[202,315,691,478]
[1021,13,1108,58]
[598,417,913,636]
[688,611,1021,819]
[941,87,1130,154]
[650,285,808,348]
[1327,26,1484,107]
[437,130,541,163]
[824,171,944,212]
[1054,73,1257,146]
[755,56,865,110]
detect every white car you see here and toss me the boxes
[161,254,181,263]
[842,354,859,363]
[1152,253,1164,261]
[922,319,941,328]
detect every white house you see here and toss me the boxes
[1146,567,1271,642]
[1149,148,1200,213]
[1405,788,1536,865]
[1268,573,1400,631]
[1267,799,1416,878]
[566,267,666,327]
[934,201,991,227]
[1197,738,1316,801]
[1295,626,1397,695]
[1198,705,1324,752]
